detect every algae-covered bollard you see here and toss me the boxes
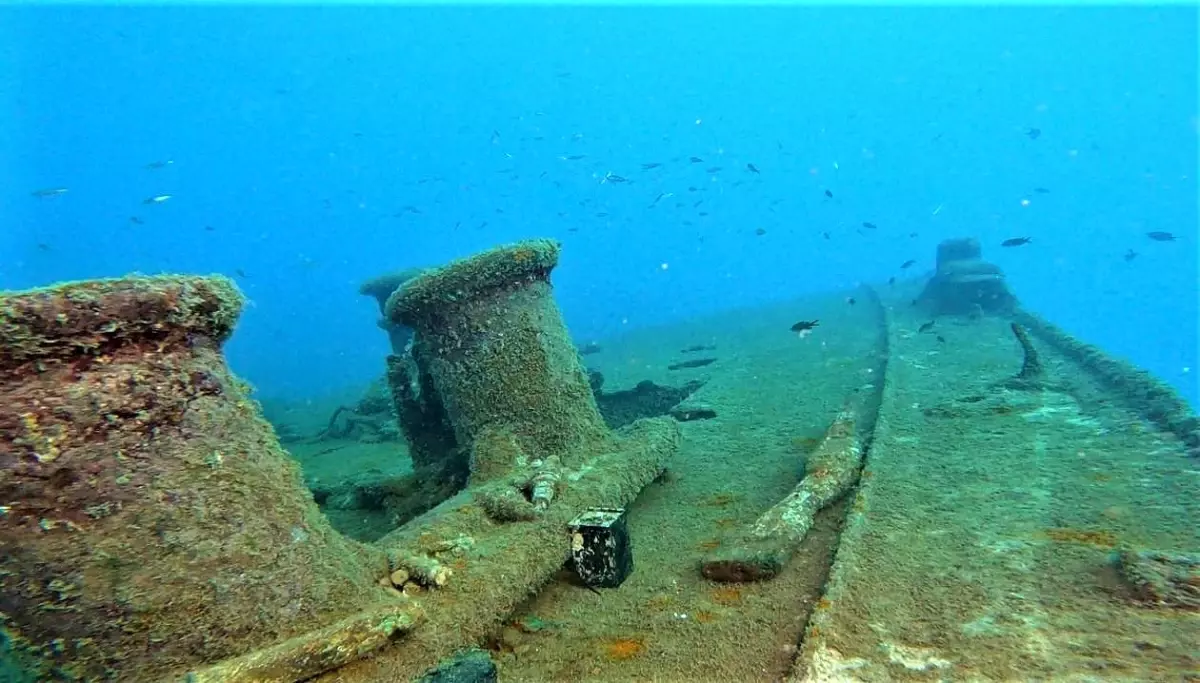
[0,276,398,682]
[387,239,609,466]
[701,407,865,583]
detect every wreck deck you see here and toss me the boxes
[290,284,1197,682]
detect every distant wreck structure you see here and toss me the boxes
[917,237,1017,316]
[360,267,426,354]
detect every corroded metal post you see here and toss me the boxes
[388,239,610,468]
[0,275,400,682]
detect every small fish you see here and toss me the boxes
[641,162,662,170]
[1123,249,1138,262]
[936,335,946,343]
[1001,237,1031,247]
[705,167,722,174]
[603,173,628,184]
[917,322,936,334]
[579,341,603,355]
[36,242,52,251]
[143,194,172,204]
[687,186,700,192]
[594,212,610,218]
[1146,231,1177,242]
[1025,127,1041,140]
[1033,187,1050,194]
[824,189,833,198]
[900,259,916,269]
[31,187,68,198]
[862,222,877,230]
[790,319,820,338]
[649,192,674,207]
[822,231,831,240]
[560,154,587,161]
[689,156,704,163]
[755,228,767,236]
[234,268,248,278]
[144,160,173,169]
[129,216,145,225]
[203,225,215,231]
[845,297,857,305]
[746,163,760,174]
[887,277,896,285]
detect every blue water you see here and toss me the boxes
[4,4,1197,407]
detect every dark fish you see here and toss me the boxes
[641,162,662,170]
[862,222,877,230]
[203,224,215,231]
[579,342,603,355]
[490,130,501,144]
[1001,237,1031,247]
[755,228,767,236]
[908,232,919,238]
[790,320,819,333]
[936,335,946,343]
[689,156,704,163]
[1033,187,1051,194]
[687,186,700,192]
[563,154,586,161]
[918,321,936,333]
[845,297,856,305]
[681,344,716,353]
[129,216,145,225]
[604,173,628,184]
[822,231,831,240]
[1146,231,1177,242]
[900,259,916,269]
[1025,128,1041,140]
[824,189,833,198]
[746,163,760,174]
[668,358,716,370]
[235,268,248,278]
[36,242,51,251]
[144,160,173,169]
[887,277,896,285]
[595,212,610,218]
[705,167,722,173]
[1123,249,1138,262]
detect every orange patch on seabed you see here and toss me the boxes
[605,638,645,660]
[711,587,742,605]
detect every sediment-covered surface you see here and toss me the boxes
[289,285,1195,682]
[793,288,1199,681]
